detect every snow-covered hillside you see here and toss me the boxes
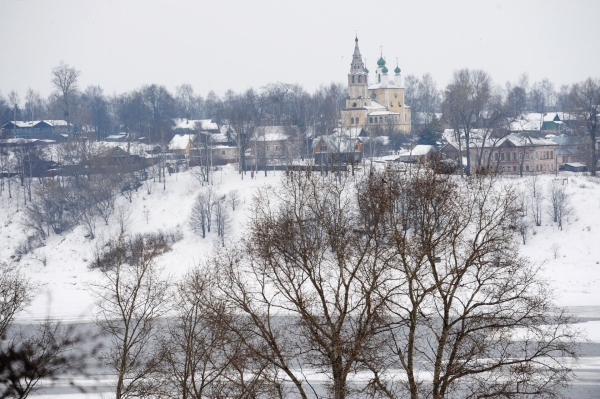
[1,166,600,398]
[1,168,599,320]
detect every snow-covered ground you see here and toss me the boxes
[2,165,600,397]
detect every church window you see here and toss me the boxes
[351,117,354,124]
[356,118,360,124]
[378,75,381,83]
[358,76,362,83]
[352,76,355,83]
[369,117,373,123]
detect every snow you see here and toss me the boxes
[0,164,285,323]
[168,133,195,150]
[2,165,600,395]
[3,169,600,322]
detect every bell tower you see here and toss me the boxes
[347,36,368,101]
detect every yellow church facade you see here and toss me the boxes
[341,37,411,135]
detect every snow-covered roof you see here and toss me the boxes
[369,110,400,117]
[410,145,437,156]
[254,126,299,141]
[168,134,196,150]
[3,120,68,129]
[172,118,218,132]
[498,133,556,148]
[332,126,364,138]
[313,134,360,153]
[368,82,402,90]
[363,101,386,110]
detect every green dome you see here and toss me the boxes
[382,66,389,74]
[394,66,401,74]
[377,57,386,66]
[363,66,369,73]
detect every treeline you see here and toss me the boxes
[2,63,597,144]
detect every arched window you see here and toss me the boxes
[352,76,355,83]
[369,117,373,123]
[356,118,360,124]
[378,74,381,83]
[351,117,354,124]
[358,75,362,83]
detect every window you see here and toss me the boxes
[390,102,394,107]
[355,144,359,150]
[320,145,327,152]
[274,145,278,150]
[519,153,523,160]
[525,153,529,160]
[526,165,529,171]
[352,76,355,83]
[501,153,505,161]
[356,118,360,124]
[266,145,269,151]
[550,151,553,159]
[495,153,499,161]
[369,117,373,123]
[222,151,225,155]
[378,75,381,83]
[358,76,362,83]
[398,102,401,107]
[351,117,354,124]
[513,166,516,172]
[512,152,516,161]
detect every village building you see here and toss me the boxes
[468,133,558,175]
[340,37,411,136]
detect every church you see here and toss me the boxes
[341,37,411,135]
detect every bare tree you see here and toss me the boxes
[0,263,31,337]
[51,62,80,127]
[159,267,244,399]
[228,189,240,211]
[547,179,573,230]
[190,192,209,239]
[115,203,134,236]
[91,234,172,399]
[443,69,492,176]
[363,167,578,399]
[569,78,600,176]
[214,196,230,246]
[0,320,82,399]
[214,170,393,399]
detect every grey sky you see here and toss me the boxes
[1,0,598,100]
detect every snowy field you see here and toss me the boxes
[1,164,600,397]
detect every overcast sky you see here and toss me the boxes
[1,0,598,100]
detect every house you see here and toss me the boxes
[510,113,564,134]
[548,135,587,167]
[250,126,303,166]
[312,133,362,165]
[168,134,196,155]
[2,120,69,140]
[468,133,557,175]
[397,145,438,163]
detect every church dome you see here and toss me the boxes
[394,66,401,74]
[377,57,386,66]
[382,66,388,74]
[364,66,369,73]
